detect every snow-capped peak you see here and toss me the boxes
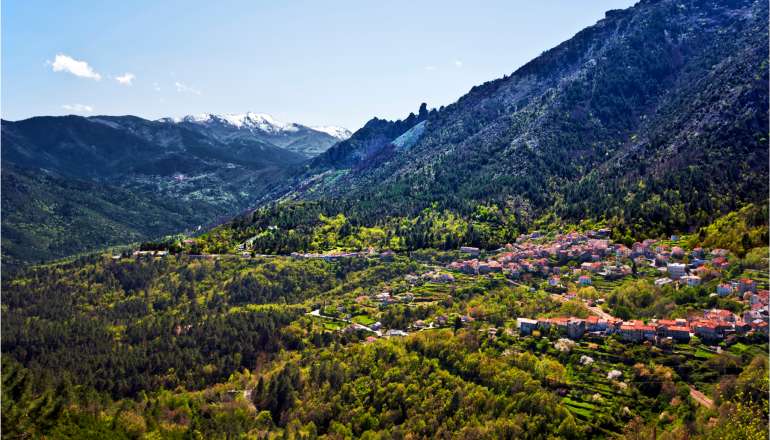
[164,112,300,134]
[311,125,352,140]
[160,112,350,139]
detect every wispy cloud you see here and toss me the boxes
[153,82,161,92]
[115,72,135,85]
[62,103,94,113]
[175,81,201,95]
[424,65,437,71]
[454,60,463,68]
[50,54,101,80]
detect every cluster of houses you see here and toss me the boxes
[448,233,755,302]
[448,230,626,280]
[517,306,768,343]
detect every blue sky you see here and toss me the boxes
[2,0,635,130]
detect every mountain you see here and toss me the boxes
[209,0,767,253]
[161,112,351,158]
[1,114,311,267]
[272,0,767,232]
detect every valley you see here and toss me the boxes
[1,0,768,438]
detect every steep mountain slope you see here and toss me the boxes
[161,112,351,158]
[270,0,767,236]
[1,115,310,267]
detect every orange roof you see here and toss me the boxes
[667,326,690,332]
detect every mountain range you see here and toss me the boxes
[1,114,349,267]
[3,0,768,268]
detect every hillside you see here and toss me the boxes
[3,0,770,438]
[228,0,768,248]
[1,115,310,268]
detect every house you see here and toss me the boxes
[751,290,769,306]
[386,329,408,337]
[680,275,701,287]
[517,318,539,336]
[586,316,608,332]
[620,322,656,342]
[567,318,586,339]
[716,283,733,297]
[578,275,592,286]
[655,277,673,287]
[665,326,691,342]
[460,246,480,256]
[548,276,561,287]
[750,320,768,334]
[692,321,717,339]
[705,309,736,323]
[739,278,757,294]
[667,263,686,279]
[711,256,729,268]
[671,246,684,258]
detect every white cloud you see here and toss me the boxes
[153,82,161,92]
[454,60,463,67]
[62,104,94,113]
[115,72,135,85]
[175,81,201,95]
[424,65,437,71]
[51,54,101,80]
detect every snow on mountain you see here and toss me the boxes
[161,112,349,139]
[310,125,352,140]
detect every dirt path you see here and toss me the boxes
[689,386,715,409]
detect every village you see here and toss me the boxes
[308,229,769,349]
[438,229,768,341]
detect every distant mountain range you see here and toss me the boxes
[160,112,351,158]
[1,113,349,267]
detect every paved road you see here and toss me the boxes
[586,304,614,320]
[549,293,615,319]
[689,386,715,409]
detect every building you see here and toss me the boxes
[680,275,701,287]
[655,277,673,287]
[620,322,656,342]
[716,283,733,297]
[567,318,586,339]
[517,318,539,336]
[693,321,722,340]
[667,263,686,279]
[705,308,736,322]
[460,246,480,256]
[664,326,691,342]
[585,316,608,332]
[739,278,757,294]
[578,275,592,286]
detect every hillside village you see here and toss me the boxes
[299,229,769,349]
